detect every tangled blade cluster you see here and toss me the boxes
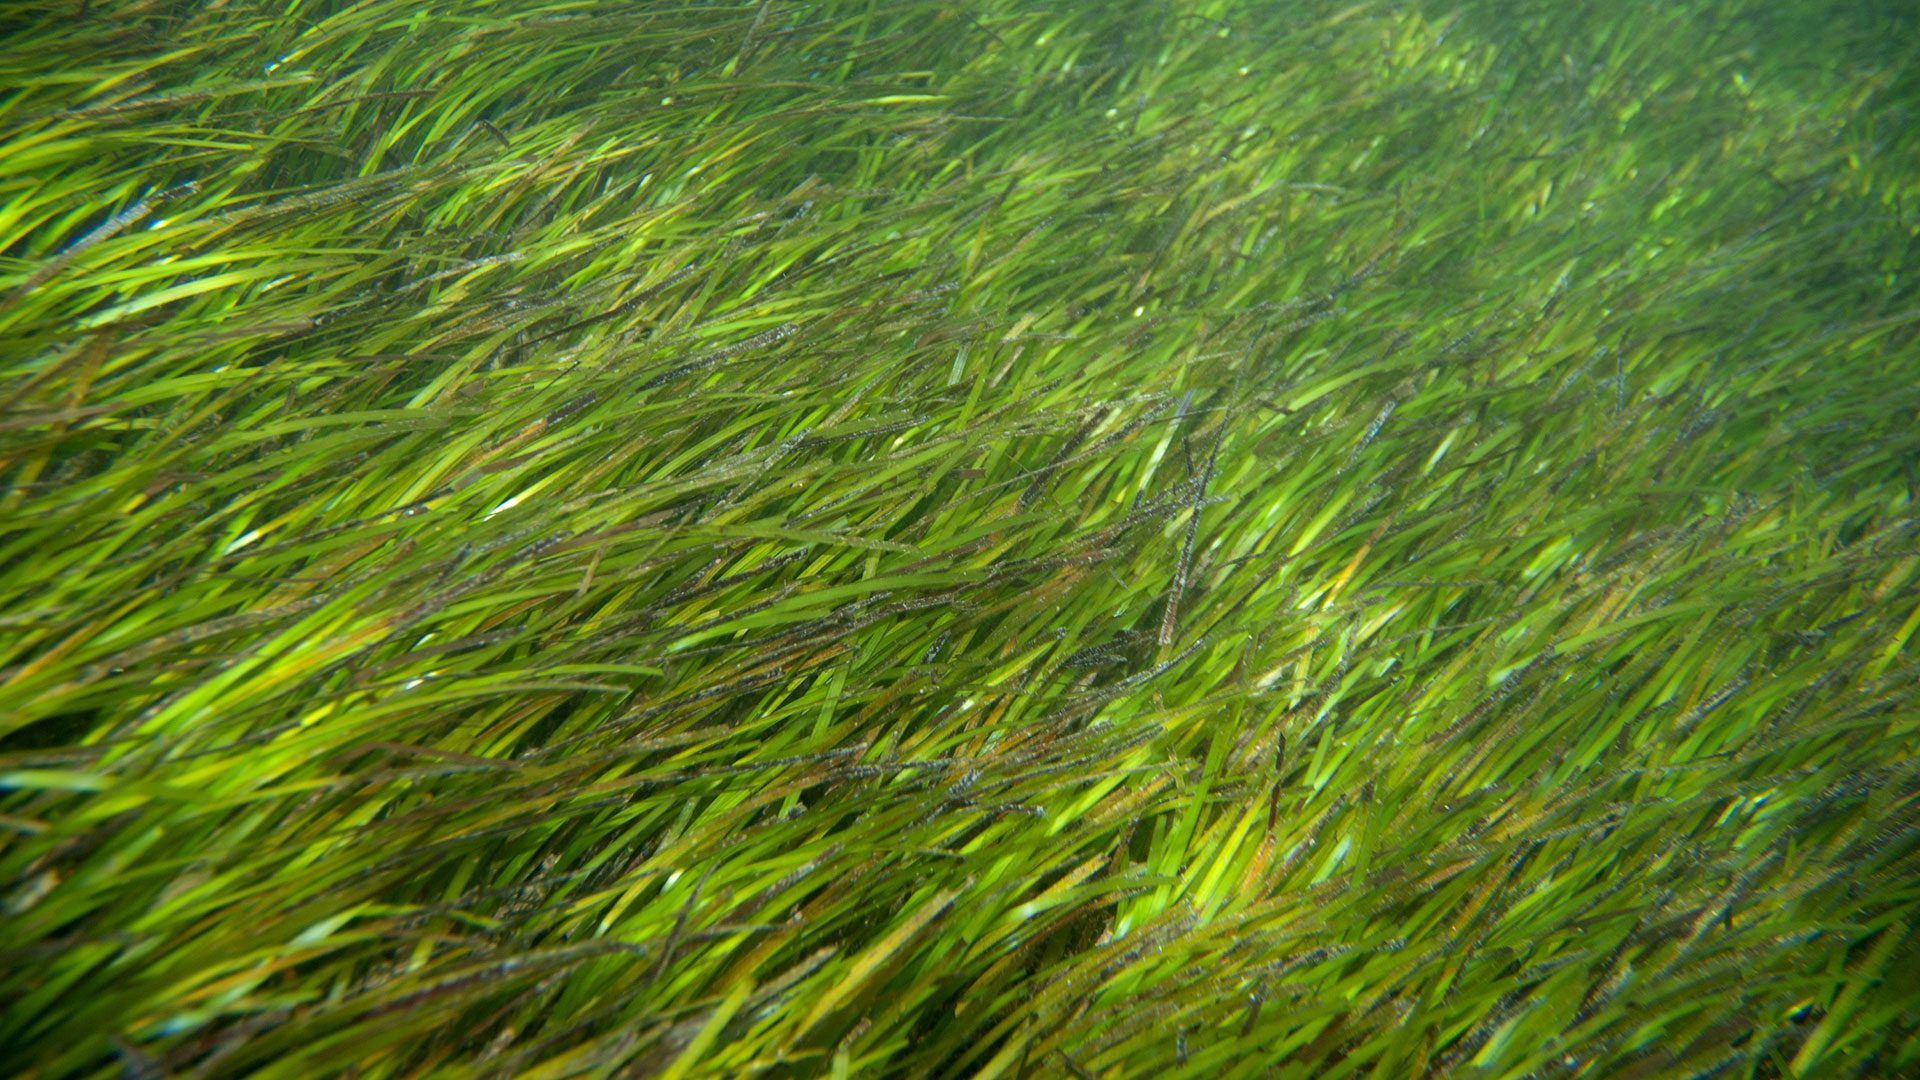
[2,0,1917,1075]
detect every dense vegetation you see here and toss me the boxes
[3,0,1917,1075]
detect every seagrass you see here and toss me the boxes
[2,0,1917,1076]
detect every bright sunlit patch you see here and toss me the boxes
[487,493,525,518]
[1424,426,1459,473]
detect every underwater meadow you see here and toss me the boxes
[3,0,1918,1075]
